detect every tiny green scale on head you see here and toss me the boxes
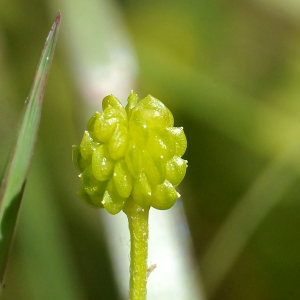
[73,91,187,214]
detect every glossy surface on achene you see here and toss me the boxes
[72,91,187,214]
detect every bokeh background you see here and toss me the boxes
[1,0,300,299]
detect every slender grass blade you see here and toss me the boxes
[0,12,61,286]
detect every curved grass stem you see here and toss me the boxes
[123,198,150,300]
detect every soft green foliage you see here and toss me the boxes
[0,13,60,287]
[73,91,187,214]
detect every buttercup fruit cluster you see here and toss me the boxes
[73,91,187,214]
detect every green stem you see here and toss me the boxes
[123,198,150,300]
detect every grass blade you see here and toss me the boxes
[0,12,61,286]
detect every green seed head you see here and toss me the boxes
[73,92,187,214]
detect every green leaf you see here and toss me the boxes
[0,12,61,286]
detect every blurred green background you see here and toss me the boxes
[1,0,300,299]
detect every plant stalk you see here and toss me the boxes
[123,198,150,300]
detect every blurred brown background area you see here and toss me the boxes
[1,0,300,299]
